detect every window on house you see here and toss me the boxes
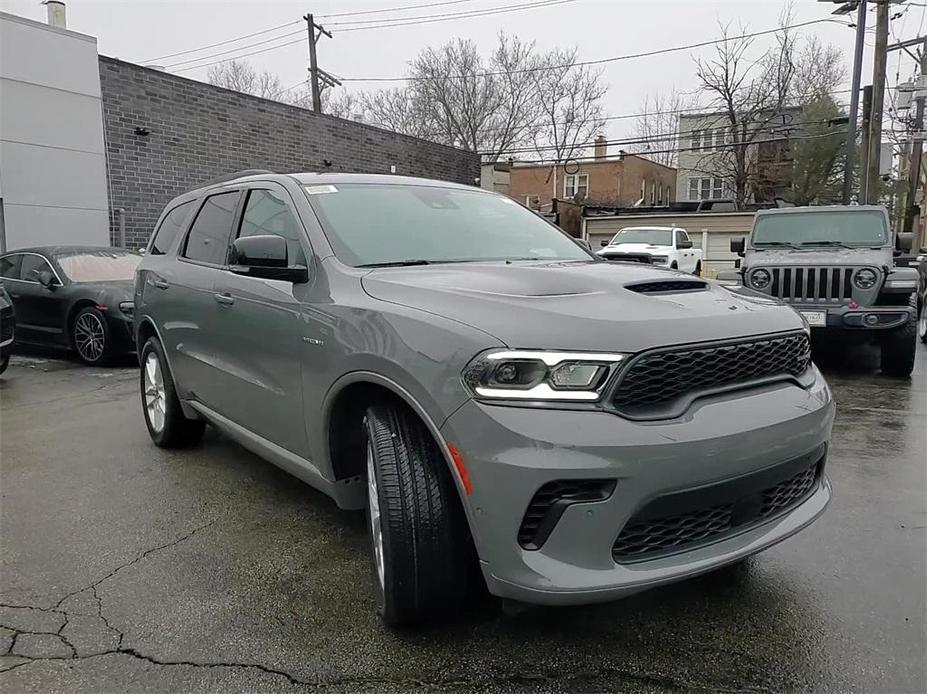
[666,186,672,204]
[687,177,725,201]
[564,174,588,199]
[657,185,663,205]
[690,130,701,152]
[650,182,656,205]
[714,128,728,150]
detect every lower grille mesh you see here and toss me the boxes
[612,456,823,562]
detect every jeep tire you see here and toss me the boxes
[363,402,469,627]
[918,296,927,345]
[880,295,917,377]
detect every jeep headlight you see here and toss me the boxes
[853,268,878,290]
[463,351,626,401]
[749,268,771,289]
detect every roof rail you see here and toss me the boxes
[197,169,276,188]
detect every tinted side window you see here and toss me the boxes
[0,255,22,279]
[151,200,195,255]
[20,255,54,282]
[237,189,307,266]
[183,192,239,265]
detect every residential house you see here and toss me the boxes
[508,136,677,213]
[675,107,803,205]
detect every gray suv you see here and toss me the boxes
[135,172,834,626]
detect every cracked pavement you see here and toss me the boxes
[1,346,925,693]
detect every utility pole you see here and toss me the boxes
[842,0,868,204]
[865,0,890,204]
[860,85,874,203]
[303,12,340,113]
[899,37,926,241]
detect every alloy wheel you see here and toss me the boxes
[74,312,106,363]
[366,443,386,591]
[144,352,166,433]
[919,306,926,341]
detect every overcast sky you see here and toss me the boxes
[2,0,924,143]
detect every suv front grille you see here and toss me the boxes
[611,332,811,419]
[612,453,824,562]
[755,266,876,302]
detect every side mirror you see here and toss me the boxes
[896,232,913,252]
[229,234,308,283]
[730,238,746,257]
[36,269,57,289]
[677,239,693,249]
[600,239,610,247]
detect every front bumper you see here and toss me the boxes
[791,303,914,331]
[440,369,834,605]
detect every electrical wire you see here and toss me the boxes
[162,29,304,69]
[336,0,577,32]
[143,20,300,63]
[318,0,486,19]
[338,17,840,81]
[327,0,575,27]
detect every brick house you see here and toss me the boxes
[508,137,677,213]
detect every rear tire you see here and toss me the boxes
[880,295,917,377]
[140,337,205,448]
[72,306,112,365]
[364,402,470,627]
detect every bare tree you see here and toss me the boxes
[632,92,686,167]
[408,34,542,158]
[207,60,283,100]
[530,47,607,164]
[359,88,433,137]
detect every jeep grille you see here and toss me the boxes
[755,266,877,302]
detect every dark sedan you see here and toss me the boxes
[0,246,140,365]
[0,282,13,374]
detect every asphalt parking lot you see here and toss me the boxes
[0,344,924,693]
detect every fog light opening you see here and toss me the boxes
[863,313,879,327]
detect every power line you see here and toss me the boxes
[171,36,306,73]
[328,0,576,27]
[143,20,300,63]
[338,17,839,81]
[336,0,578,32]
[162,29,304,69]
[318,0,485,19]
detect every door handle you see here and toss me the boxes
[151,278,169,290]
[214,293,235,306]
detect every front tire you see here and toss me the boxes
[694,261,702,276]
[364,402,470,627]
[880,296,917,377]
[0,355,8,375]
[140,337,205,447]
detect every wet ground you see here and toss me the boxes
[1,343,924,693]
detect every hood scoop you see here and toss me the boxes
[625,279,708,295]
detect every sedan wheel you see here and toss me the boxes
[366,441,386,592]
[144,351,167,434]
[919,300,927,344]
[73,308,108,364]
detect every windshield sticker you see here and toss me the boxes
[305,185,338,195]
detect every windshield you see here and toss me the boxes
[56,250,142,282]
[610,228,673,245]
[304,184,591,266]
[752,210,888,247]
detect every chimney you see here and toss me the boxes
[43,1,66,29]
[594,135,607,160]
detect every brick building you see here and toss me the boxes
[98,58,480,248]
[508,137,677,213]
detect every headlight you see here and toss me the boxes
[749,269,771,289]
[853,268,878,290]
[118,300,135,316]
[649,255,669,265]
[463,350,626,401]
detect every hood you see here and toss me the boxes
[361,261,802,352]
[597,242,671,256]
[746,247,891,267]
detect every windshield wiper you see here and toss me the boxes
[754,241,801,249]
[357,259,432,268]
[798,240,854,249]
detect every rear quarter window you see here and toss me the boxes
[150,200,195,255]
